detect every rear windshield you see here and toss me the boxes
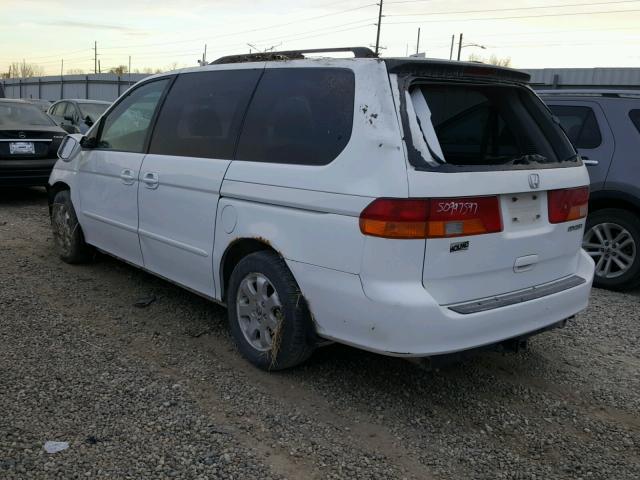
[408,83,576,169]
[0,102,55,127]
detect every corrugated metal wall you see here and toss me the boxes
[0,73,150,101]
[523,68,640,89]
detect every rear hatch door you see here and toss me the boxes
[391,66,590,305]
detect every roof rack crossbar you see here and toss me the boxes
[211,47,376,65]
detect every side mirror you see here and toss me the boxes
[61,124,78,134]
[58,135,82,162]
[80,136,98,149]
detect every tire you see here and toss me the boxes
[583,208,640,291]
[51,190,94,264]
[226,251,315,370]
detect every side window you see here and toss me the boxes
[630,109,640,134]
[51,102,64,116]
[149,69,261,159]
[64,103,77,121]
[548,105,602,149]
[236,68,355,166]
[98,79,169,153]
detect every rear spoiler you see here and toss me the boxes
[384,59,530,84]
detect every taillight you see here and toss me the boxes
[359,196,502,239]
[548,186,589,224]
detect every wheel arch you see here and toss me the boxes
[589,190,640,217]
[220,238,281,301]
[47,181,71,216]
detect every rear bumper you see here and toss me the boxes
[289,249,594,357]
[0,159,56,186]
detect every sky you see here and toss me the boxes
[1,0,639,76]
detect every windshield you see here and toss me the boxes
[409,83,576,168]
[78,102,109,122]
[0,102,56,127]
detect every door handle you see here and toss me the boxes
[582,159,599,166]
[514,254,538,273]
[142,171,159,189]
[120,168,136,185]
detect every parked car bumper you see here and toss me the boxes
[288,249,594,357]
[0,158,57,187]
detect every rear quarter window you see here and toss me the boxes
[630,109,640,134]
[548,105,602,149]
[236,68,355,166]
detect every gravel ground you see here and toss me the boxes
[0,187,638,480]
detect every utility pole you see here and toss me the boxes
[93,41,97,74]
[61,59,64,76]
[98,60,101,74]
[449,35,455,60]
[128,55,132,85]
[416,27,421,55]
[374,0,383,56]
[203,44,207,64]
[456,33,463,61]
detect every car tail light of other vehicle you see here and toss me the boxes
[359,196,503,239]
[547,186,589,224]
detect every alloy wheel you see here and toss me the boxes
[583,222,636,279]
[236,273,283,352]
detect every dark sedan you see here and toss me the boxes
[0,99,66,187]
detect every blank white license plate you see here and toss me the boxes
[9,142,35,155]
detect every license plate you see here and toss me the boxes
[9,142,35,155]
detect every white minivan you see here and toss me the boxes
[49,47,594,370]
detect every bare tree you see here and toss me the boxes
[468,53,512,67]
[108,65,128,75]
[66,68,86,75]
[8,62,45,78]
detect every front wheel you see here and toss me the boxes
[51,190,94,264]
[226,251,315,370]
[583,209,640,291]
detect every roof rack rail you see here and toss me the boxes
[537,89,640,98]
[211,47,376,65]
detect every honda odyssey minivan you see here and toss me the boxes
[48,48,595,370]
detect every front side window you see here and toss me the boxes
[98,79,169,153]
[79,103,108,123]
[150,69,261,159]
[236,68,355,166]
[548,105,602,149]
[630,109,640,134]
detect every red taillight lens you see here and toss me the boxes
[548,186,589,224]
[359,196,503,239]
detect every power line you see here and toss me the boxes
[385,8,640,24]
[385,0,640,17]
[99,2,377,51]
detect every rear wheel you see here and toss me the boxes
[51,190,93,264]
[583,208,640,291]
[226,251,315,370]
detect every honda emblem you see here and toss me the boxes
[528,173,540,190]
[18,132,26,139]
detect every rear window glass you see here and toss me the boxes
[150,69,261,159]
[630,109,640,134]
[548,105,602,149]
[410,84,573,167]
[0,102,55,127]
[236,68,355,166]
